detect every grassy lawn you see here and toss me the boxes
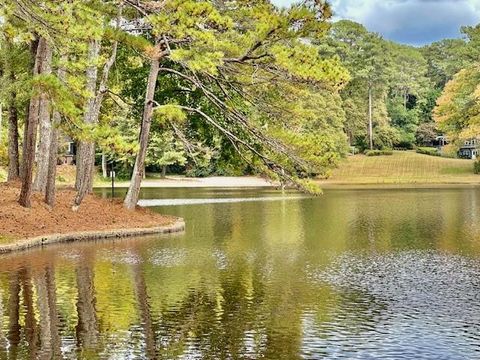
[322,151,480,185]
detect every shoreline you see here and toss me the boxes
[94,176,278,188]
[318,182,480,190]
[94,175,480,190]
[0,219,185,254]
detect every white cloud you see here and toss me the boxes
[271,0,480,45]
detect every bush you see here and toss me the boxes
[0,142,8,167]
[416,147,440,157]
[364,149,394,156]
[474,161,480,174]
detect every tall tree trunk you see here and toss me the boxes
[33,43,53,193]
[75,40,100,192]
[0,104,3,142]
[19,37,50,207]
[19,38,40,182]
[101,152,107,178]
[45,120,59,207]
[7,91,20,181]
[368,85,373,150]
[161,165,167,179]
[73,29,119,209]
[45,57,67,207]
[124,55,161,210]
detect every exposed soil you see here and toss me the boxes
[0,182,177,241]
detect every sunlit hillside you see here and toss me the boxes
[323,151,478,184]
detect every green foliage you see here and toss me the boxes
[474,160,480,174]
[434,65,480,140]
[364,149,393,156]
[5,0,473,194]
[153,105,187,125]
[416,147,441,157]
[146,131,187,169]
[422,39,470,89]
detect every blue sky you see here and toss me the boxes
[271,0,480,46]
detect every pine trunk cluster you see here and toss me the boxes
[19,37,52,208]
[73,34,118,210]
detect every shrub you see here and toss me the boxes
[364,149,394,156]
[474,161,480,174]
[416,147,440,157]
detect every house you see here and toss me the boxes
[59,136,76,165]
[432,135,448,148]
[458,139,479,159]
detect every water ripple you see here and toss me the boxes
[306,250,480,359]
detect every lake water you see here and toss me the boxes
[1,187,480,359]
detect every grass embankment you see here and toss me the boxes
[322,151,478,185]
[0,182,178,243]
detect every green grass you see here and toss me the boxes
[323,151,478,185]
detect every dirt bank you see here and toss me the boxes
[0,182,179,241]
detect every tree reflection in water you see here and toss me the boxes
[1,188,480,358]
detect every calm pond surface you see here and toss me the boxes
[2,187,480,359]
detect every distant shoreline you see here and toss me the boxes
[94,176,279,188]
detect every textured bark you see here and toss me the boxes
[33,44,53,193]
[45,58,67,207]
[19,37,50,207]
[45,120,58,207]
[19,104,29,181]
[74,32,119,209]
[75,40,100,192]
[20,38,40,182]
[124,55,161,210]
[7,92,20,181]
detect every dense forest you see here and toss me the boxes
[0,0,479,209]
